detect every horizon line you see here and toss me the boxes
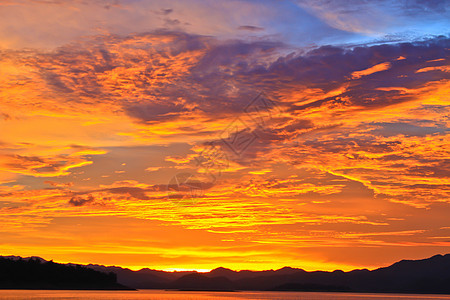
[2,253,448,274]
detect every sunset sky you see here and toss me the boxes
[0,0,449,272]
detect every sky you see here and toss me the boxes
[0,0,449,272]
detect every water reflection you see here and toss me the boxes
[0,290,450,300]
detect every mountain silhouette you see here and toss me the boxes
[1,254,449,293]
[169,273,234,291]
[85,264,197,289]
[91,253,450,293]
[0,256,131,290]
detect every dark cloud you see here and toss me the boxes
[153,8,173,15]
[370,122,449,137]
[237,36,449,109]
[164,18,181,27]
[238,25,264,32]
[11,31,449,143]
[69,194,94,206]
[125,102,190,123]
[102,187,151,200]
[0,113,11,121]
[41,71,73,93]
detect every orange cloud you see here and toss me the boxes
[351,62,392,79]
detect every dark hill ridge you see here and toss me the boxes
[0,256,131,290]
[1,254,449,293]
[169,273,234,291]
[89,254,450,293]
[85,264,195,289]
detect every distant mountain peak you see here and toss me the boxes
[277,266,301,271]
[275,266,304,274]
[3,255,47,263]
[211,267,234,272]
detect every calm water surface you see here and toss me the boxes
[0,290,450,300]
